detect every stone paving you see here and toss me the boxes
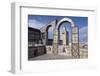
[29,54,73,61]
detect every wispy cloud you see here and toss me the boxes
[28,19,45,29]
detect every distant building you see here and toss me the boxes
[28,27,42,44]
[28,27,46,59]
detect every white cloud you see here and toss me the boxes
[28,19,45,29]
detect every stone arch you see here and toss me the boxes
[45,24,53,45]
[40,20,57,45]
[57,18,75,45]
[56,18,75,30]
[56,18,75,45]
[53,17,80,58]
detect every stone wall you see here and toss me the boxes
[28,46,46,59]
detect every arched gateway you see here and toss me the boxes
[40,17,80,58]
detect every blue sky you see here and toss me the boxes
[28,15,88,43]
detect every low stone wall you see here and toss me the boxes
[46,45,72,56]
[28,46,46,59]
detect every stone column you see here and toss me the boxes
[42,32,47,45]
[53,29,58,54]
[72,27,80,58]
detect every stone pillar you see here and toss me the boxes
[53,29,58,54]
[72,27,80,58]
[42,32,47,45]
[45,32,48,45]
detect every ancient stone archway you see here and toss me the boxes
[40,20,57,45]
[53,18,80,58]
